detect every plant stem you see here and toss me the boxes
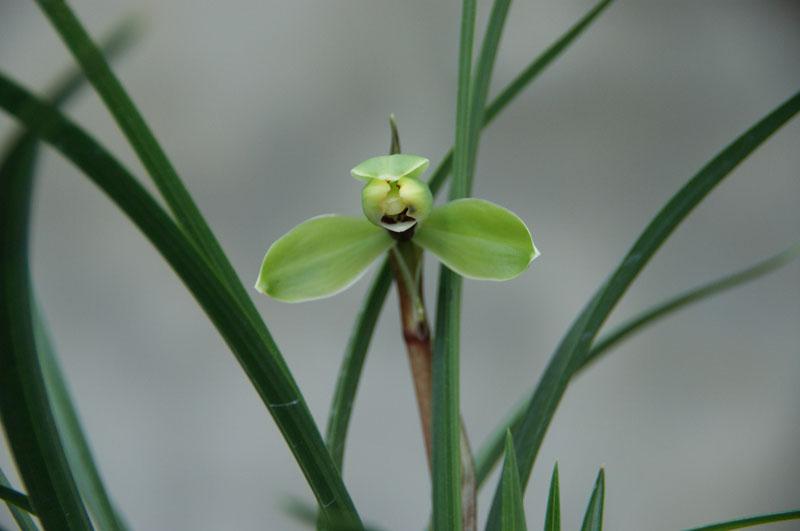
[388,241,476,530]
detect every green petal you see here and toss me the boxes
[414,199,538,280]
[255,215,394,302]
[351,154,429,182]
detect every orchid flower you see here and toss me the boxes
[255,154,538,302]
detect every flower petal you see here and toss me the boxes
[255,215,394,302]
[414,199,539,280]
[351,154,429,182]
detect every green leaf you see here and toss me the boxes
[473,241,800,489]
[500,431,527,531]
[0,485,36,516]
[427,0,617,196]
[682,510,800,531]
[0,73,363,529]
[256,215,394,302]
[35,302,129,530]
[0,19,137,531]
[578,241,800,371]
[351,154,430,182]
[0,466,38,530]
[544,462,560,531]
[32,1,271,379]
[484,90,800,530]
[324,259,393,468]
[580,469,604,531]
[466,0,511,192]
[415,199,538,280]
[0,135,92,529]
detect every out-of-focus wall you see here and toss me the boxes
[1,1,798,529]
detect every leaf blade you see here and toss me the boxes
[473,241,800,487]
[0,72,363,529]
[0,134,92,529]
[500,431,527,531]
[580,469,605,531]
[543,463,560,531]
[485,90,800,529]
[682,510,800,531]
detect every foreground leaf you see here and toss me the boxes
[485,90,800,529]
[544,462,560,531]
[0,73,363,529]
[473,241,800,486]
[580,469,605,531]
[500,431,527,531]
[683,510,800,531]
[256,215,394,302]
[0,135,92,528]
[0,466,38,530]
[415,199,538,280]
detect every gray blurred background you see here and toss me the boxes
[1,0,799,529]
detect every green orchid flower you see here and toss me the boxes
[255,154,539,302]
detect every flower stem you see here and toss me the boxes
[388,240,476,530]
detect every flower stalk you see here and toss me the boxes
[387,120,477,530]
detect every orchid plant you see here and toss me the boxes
[0,0,798,530]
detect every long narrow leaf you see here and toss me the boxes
[543,462,560,531]
[485,91,800,528]
[9,24,142,529]
[0,485,36,516]
[580,469,604,531]
[466,0,512,191]
[32,0,271,374]
[578,241,800,371]
[431,1,476,527]
[427,0,617,195]
[324,259,393,469]
[500,431,526,531]
[0,466,38,530]
[34,303,128,530]
[474,240,800,486]
[0,73,362,529]
[0,135,92,528]
[323,0,617,485]
[682,510,800,531]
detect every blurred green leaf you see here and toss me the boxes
[415,199,538,280]
[682,510,800,531]
[256,215,394,302]
[427,0,617,196]
[485,90,800,529]
[0,19,138,530]
[580,469,604,531]
[0,466,38,530]
[578,241,800,371]
[500,431,527,531]
[0,73,362,529]
[323,259,393,468]
[0,132,92,528]
[465,0,511,192]
[0,485,36,516]
[34,303,129,530]
[473,241,800,487]
[543,463,560,531]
